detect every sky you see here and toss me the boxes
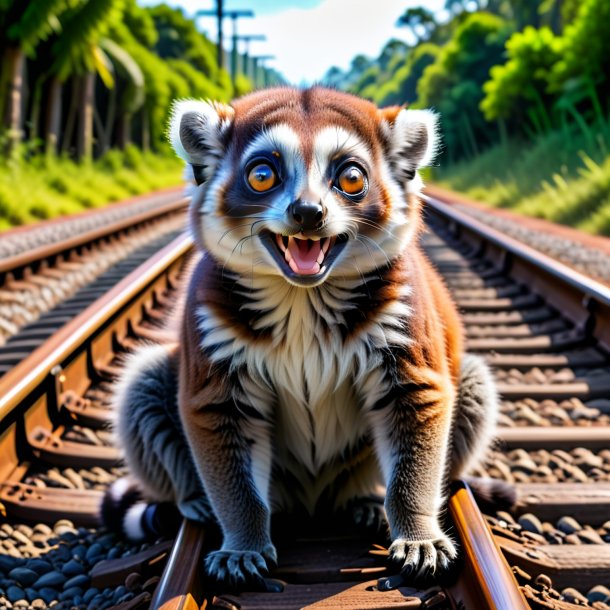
[138,0,446,84]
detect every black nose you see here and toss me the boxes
[290,200,325,230]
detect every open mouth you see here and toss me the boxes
[260,231,349,284]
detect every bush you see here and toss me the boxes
[0,147,183,229]
[481,27,561,132]
[417,12,511,160]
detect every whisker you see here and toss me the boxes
[356,234,392,269]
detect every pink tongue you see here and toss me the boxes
[288,237,321,273]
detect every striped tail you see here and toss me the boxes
[100,477,182,541]
[463,476,517,514]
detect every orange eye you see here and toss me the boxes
[337,165,366,195]
[247,163,277,192]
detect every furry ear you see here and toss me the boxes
[168,99,235,185]
[380,107,439,183]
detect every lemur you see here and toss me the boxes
[102,86,500,589]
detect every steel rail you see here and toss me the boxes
[0,233,193,422]
[448,481,529,610]
[424,195,610,351]
[150,482,529,610]
[423,195,610,308]
[0,196,189,275]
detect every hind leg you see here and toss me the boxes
[113,343,213,525]
[450,354,498,479]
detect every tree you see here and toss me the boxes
[377,44,440,106]
[550,0,610,96]
[396,8,437,44]
[418,12,511,160]
[481,27,561,135]
[99,38,145,151]
[0,0,68,151]
[48,0,126,161]
[150,5,219,83]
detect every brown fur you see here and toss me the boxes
[111,86,498,588]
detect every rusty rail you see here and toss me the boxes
[423,195,610,352]
[0,195,188,276]
[0,234,192,421]
[150,482,529,610]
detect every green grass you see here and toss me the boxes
[435,120,610,235]
[0,145,183,229]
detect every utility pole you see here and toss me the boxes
[251,55,275,89]
[227,10,254,85]
[195,1,226,70]
[195,4,254,84]
[216,0,223,69]
[235,34,266,82]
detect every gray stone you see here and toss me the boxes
[61,560,84,577]
[71,545,87,560]
[0,557,22,573]
[82,588,99,603]
[518,513,543,535]
[63,575,89,590]
[5,587,24,604]
[588,585,610,604]
[59,587,83,601]
[8,568,38,587]
[85,544,103,563]
[33,572,66,589]
[556,516,581,535]
[37,588,57,605]
[86,594,104,610]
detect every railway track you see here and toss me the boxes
[0,192,188,375]
[0,192,609,609]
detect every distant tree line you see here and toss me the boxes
[0,0,282,161]
[323,0,608,164]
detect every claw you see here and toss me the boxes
[204,549,273,589]
[388,535,457,584]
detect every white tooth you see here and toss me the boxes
[317,251,325,264]
[285,248,292,262]
[276,234,286,253]
[321,238,330,254]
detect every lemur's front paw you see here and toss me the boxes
[388,535,457,583]
[204,547,278,590]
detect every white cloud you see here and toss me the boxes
[140,0,445,85]
[240,0,445,84]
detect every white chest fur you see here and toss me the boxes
[196,276,412,476]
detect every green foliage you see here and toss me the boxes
[322,55,373,91]
[52,0,126,80]
[166,59,228,101]
[376,43,440,106]
[436,117,610,235]
[233,73,253,98]
[350,66,381,97]
[100,37,145,114]
[122,0,157,48]
[396,7,436,43]
[0,146,182,228]
[150,5,217,79]
[551,0,610,89]
[481,26,561,130]
[7,0,67,55]
[330,0,610,236]
[418,12,511,159]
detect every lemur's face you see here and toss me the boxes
[170,87,438,287]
